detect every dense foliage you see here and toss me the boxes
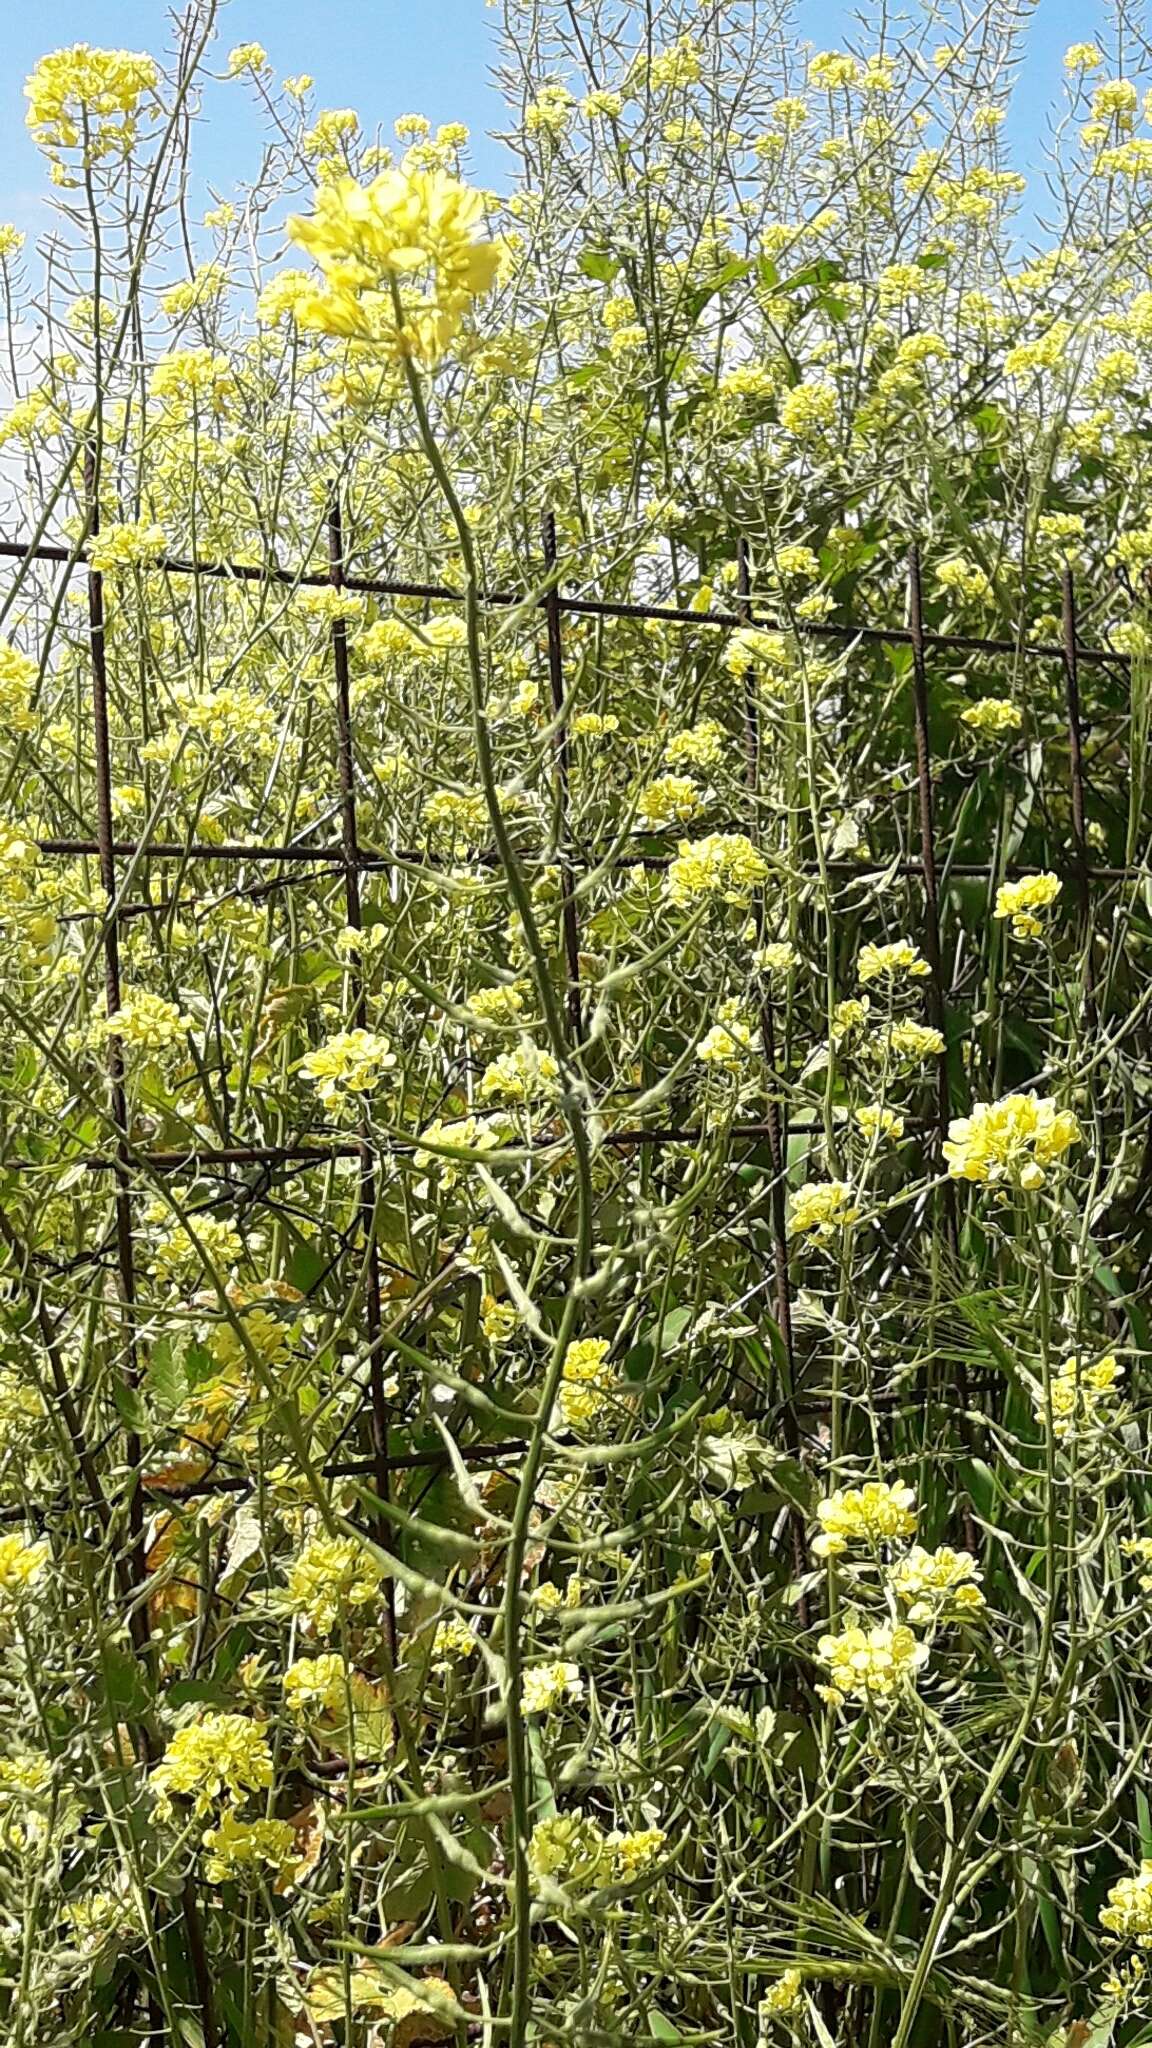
[4,3,1152,2044]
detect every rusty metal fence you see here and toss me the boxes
[0,495,1126,1562]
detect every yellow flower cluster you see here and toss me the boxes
[0,1534,49,1601]
[856,938,929,985]
[1101,1863,1152,1945]
[722,627,792,686]
[559,1337,614,1430]
[666,718,725,769]
[635,774,703,826]
[527,1811,665,1891]
[666,832,768,906]
[962,697,1023,738]
[283,1652,348,1720]
[0,645,37,734]
[855,1104,904,1143]
[522,1659,584,1712]
[300,1028,395,1105]
[88,520,167,573]
[285,1531,382,1636]
[788,1180,859,1239]
[150,349,233,416]
[478,1042,559,1106]
[812,1479,916,1558]
[697,1010,756,1069]
[884,1020,945,1063]
[761,1969,805,2017]
[202,1811,297,1887]
[1039,1353,1123,1438]
[816,1621,927,1704]
[88,990,192,1060]
[289,165,501,365]
[151,1713,273,1819]
[25,45,158,163]
[943,1092,1081,1190]
[889,1544,985,1621]
[993,872,1061,940]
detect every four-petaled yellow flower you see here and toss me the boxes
[812,1479,916,1558]
[816,1621,928,1704]
[289,166,501,364]
[788,1180,859,1238]
[943,1092,1081,1190]
[994,872,1061,939]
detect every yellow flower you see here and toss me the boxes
[777,379,837,435]
[884,1020,946,1063]
[227,43,270,77]
[943,1092,1081,1190]
[150,348,233,415]
[811,1479,916,1559]
[285,1531,382,1636]
[809,51,860,89]
[1065,43,1104,72]
[283,1653,349,1720]
[522,1660,584,1713]
[856,938,929,985]
[299,1028,395,1106]
[0,1534,49,1601]
[573,711,620,738]
[667,832,768,907]
[87,520,167,573]
[761,1969,805,2017]
[432,1613,479,1666]
[202,1811,297,1886]
[993,872,1061,940]
[477,1042,559,1106]
[697,1012,756,1069]
[889,1544,984,1622]
[288,165,500,365]
[0,227,26,260]
[1040,1353,1123,1439]
[528,1812,607,1889]
[666,718,725,769]
[88,989,192,1059]
[559,1337,614,1431]
[481,1294,519,1344]
[788,1180,859,1239]
[25,45,158,162]
[635,774,703,826]
[961,697,1022,738]
[816,1622,927,1704]
[151,1714,273,1819]
[609,1827,666,1876]
[0,643,38,732]
[1102,1863,1152,1944]
[855,1104,904,1143]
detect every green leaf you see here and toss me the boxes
[578,246,619,283]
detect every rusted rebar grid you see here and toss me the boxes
[328,490,396,1648]
[0,529,1134,665]
[542,510,583,1042]
[738,535,807,1605]
[84,455,150,1662]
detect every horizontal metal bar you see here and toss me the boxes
[0,533,1127,666]
[1,1118,892,1181]
[34,834,1146,884]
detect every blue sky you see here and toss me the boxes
[0,0,1110,244]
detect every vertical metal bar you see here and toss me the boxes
[84,448,149,1664]
[907,546,955,1220]
[541,511,583,1042]
[736,540,806,1600]
[328,489,396,1652]
[1061,567,1097,1023]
